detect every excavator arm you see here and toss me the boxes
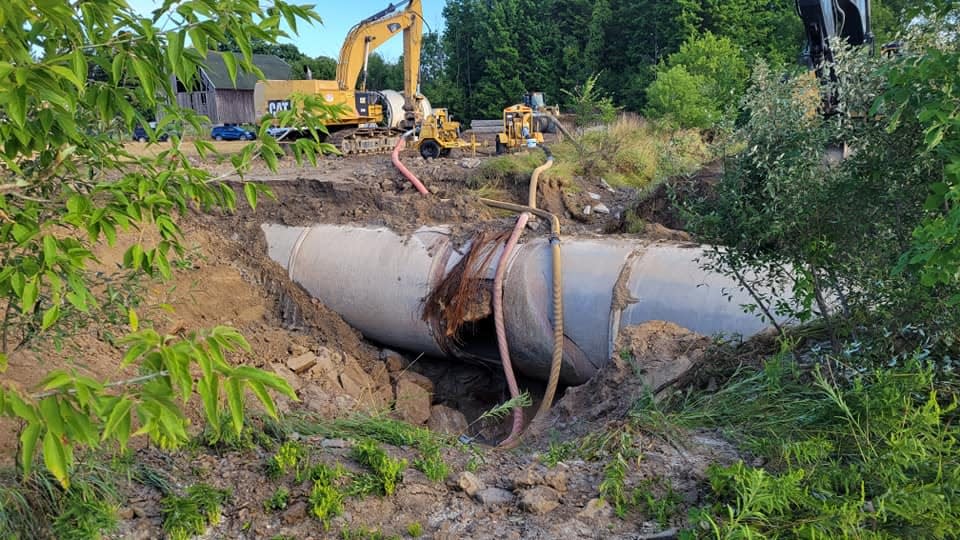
[796,0,873,114]
[335,0,423,127]
[796,0,873,67]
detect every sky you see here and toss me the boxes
[127,0,446,61]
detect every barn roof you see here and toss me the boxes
[202,52,292,90]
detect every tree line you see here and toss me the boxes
[421,0,920,120]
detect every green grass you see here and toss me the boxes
[264,486,289,511]
[266,440,308,479]
[161,483,230,540]
[673,355,960,538]
[1,458,122,540]
[350,440,407,496]
[288,412,454,485]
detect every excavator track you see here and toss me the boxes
[328,127,402,155]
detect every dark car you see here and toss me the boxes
[211,125,255,141]
[133,123,169,143]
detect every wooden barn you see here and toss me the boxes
[172,52,291,124]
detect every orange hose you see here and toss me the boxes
[392,130,430,195]
[493,211,530,448]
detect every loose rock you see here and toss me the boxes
[512,467,544,490]
[393,370,435,394]
[519,486,561,514]
[475,487,514,506]
[583,205,592,216]
[587,191,602,200]
[544,469,568,492]
[394,378,432,424]
[594,203,611,214]
[381,349,409,372]
[286,352,317,374]
[282,501,307,525]
[578,498,613,520]
[457,471,485,497]
[427,404,469,436]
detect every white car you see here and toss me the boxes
[266,127,293,140]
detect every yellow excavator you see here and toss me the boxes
[254,0,430,154]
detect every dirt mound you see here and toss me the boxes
[626,159,723,231]
[532,321,710,443]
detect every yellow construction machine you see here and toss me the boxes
[416,109,479,159]
[254,0,428,154]
[495,104,543,155]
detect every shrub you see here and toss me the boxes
[645,65,720,129]
[665,32,749,115]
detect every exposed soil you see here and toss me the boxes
[3,140,741,539]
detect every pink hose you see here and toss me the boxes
[391,130,430,195]
[493,212,530,448]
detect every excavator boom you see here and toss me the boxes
[336,0,423,126]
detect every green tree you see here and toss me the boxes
[291,55,337,80]
[658,32,749,119]
[879,9,960,303]
[472,0,527,118]
[681,40,951,346]
[645,65,719,128]
[0,0,333,489]
[364,53,403,91]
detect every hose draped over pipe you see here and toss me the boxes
[391,134,564,446]
[479,198,564,426]
[492,212,530,448]
[392,129,430,195]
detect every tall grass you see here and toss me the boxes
[660,353,960,538]
[468,115,712,196]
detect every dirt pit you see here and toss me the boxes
[3,145,741,539]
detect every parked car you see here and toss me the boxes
[133,123,169,143]
[211,125,255,141]
[266,126,293,139]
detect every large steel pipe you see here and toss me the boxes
[262,224,790,385]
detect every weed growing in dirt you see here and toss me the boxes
[351,439,407,496]
[198,413,257,451]
[633,478,683,528]
[161,483,230,540]
[0,457,125,540]
[476,391,533,424]
[542,439,577,468]
[50,483,119,540]
[407,521,424,537]
[309,479,345,529]
[598,433,640,518]
[267,440,308,479]
[413,442,448,482]
[264,486,290,511]
[289,413,453,484]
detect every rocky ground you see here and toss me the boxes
[3,140,744,539]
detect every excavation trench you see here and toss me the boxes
[262,222,791,387]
